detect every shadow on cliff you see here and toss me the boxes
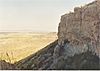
[0,39,99,70]
[0,40,58,70]
[14,40,58,70]
[14,39,100,70]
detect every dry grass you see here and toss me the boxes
[0,32,57,63]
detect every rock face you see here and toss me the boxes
[15,40,100,70]
[14,1,100,70]
[2,1,100,70]
[58,0,100,57]
[15,40,58,70]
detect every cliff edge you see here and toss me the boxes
[13,1,100,70]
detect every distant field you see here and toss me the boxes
[0,32,57,63]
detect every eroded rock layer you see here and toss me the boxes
[58,0,100,57]
[2,1,100,70]
[14,1,100,70]
[15,40,100,70]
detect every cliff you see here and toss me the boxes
[1,1,100,70]
[58,0,100,57]
[14,1,100,70]
[15,40,100,70]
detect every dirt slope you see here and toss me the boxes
[15,40,100,70]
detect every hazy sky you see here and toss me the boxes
[0,0,94,32]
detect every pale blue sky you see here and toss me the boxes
[0,0,94,32]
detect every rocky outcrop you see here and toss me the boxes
[58,0,100,57]
[15,40,100,70]
[3,0,100,70]
[14,1,100,70]
[15,40,58,70]
[47,1,100,69]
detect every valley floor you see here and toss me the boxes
[0,32,57,63]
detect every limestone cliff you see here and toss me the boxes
[15,40,100,70]
[14,1,100,70]
[1,1,100,70]
[58,0,100,57]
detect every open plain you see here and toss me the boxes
[0,32,57,63]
